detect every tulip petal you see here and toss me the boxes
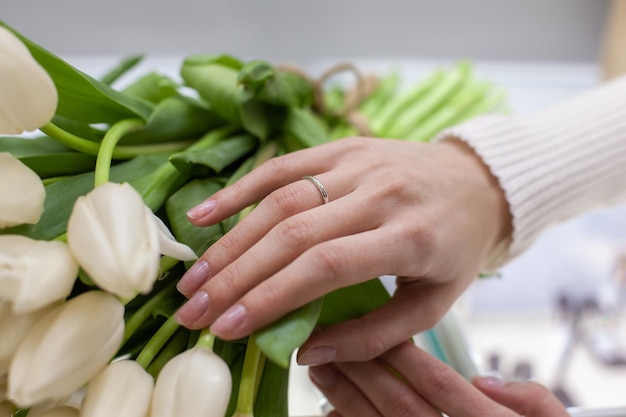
[0,301,57,376]
[67,182,160,299]
[151,348,231,417]
[81,360,153,417]
[0,235,78,314]
[8,291,124,407]
[0,26,57,134]
[150,211,197,261]
[0,153,45,229]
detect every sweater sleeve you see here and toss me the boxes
[435,75,626,267]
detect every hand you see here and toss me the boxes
[174,136,512,363]
[309,341,569,417]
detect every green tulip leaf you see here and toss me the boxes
[121,71,180,104]
[282,107,330,152]
[238,60,315,108]
[239,98,285,141]
[120,96,226,145]
[0,136,97,177]
[1,21,153,124]
[181,58,243,124]
[165,178,226,257]
[254,358,289,417]
[254,298,323,368]
[169,134,257,177]
[318,278,391,326]
[100,54,144,86]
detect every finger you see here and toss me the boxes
[308,364,382,417]
[297,282,459,364]
[206,228,407,337]
[200,172,356,276]
[176,193,386,331]
[333,360,443,417]
[186,141,349,225]
[381,343,517,417]
[176,174,354,299]
[472,377,570,417]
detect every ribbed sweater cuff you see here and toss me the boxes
[435,75,626,265]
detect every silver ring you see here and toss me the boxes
[302,176,329,204]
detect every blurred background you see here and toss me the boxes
[6,0,626,412]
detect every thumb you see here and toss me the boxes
[472,376,569,417]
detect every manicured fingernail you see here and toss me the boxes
[187,198,217,220]
[475,375,505,388]
[177,260,210,297]
[175,290,209,326]
[297,346,337,366]
[309,365,337,388]
[211,304,247,336]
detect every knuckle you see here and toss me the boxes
[313,246,350,283]
[423,362,458,396]
[261,155,290,179]
[381,389,419,417]
[274,217,313,250]
[266,185,308,217]
[212,264,244,301]
[356,328,387,359]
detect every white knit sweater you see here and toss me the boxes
[436,75,626,267]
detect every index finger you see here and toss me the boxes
[381,343,517,417]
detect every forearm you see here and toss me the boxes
[436,75,626,265]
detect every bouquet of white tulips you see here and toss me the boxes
[0,20,506,417]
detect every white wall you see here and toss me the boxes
[4,0,609,63]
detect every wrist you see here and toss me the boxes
[439,138,513,269]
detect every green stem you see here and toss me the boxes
[95,118,144,186]
[39,121,193,159]
[146,328,189,378]
[122,284,177,345]
[234,337,264,417]
[135,314,180,370]
[195,328,216,351]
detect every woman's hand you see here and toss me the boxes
[309,341,569,417]
[174,136,512,364]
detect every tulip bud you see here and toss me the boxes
[0,235,78,314]
[8,291,124,408]
[81,360,153,417]
[0,301,56,376]
[0,26,57,134]
[0,152,46,229]
[67,182,195,300]
[150,347,232,417]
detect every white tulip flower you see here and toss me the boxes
[0,153,46,229]
[8,291,124,408]
[81,360,153,417]
[151,347,232,417]
[0,235,78,314]
[0,26,57,134]
[67,182,196,300]
[0,301,56,376]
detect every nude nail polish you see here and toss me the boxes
[175,291,209,326]
[297,346,337,366]
[210,304,247,336]
[177,260,210,297]
[186,198,217,220]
